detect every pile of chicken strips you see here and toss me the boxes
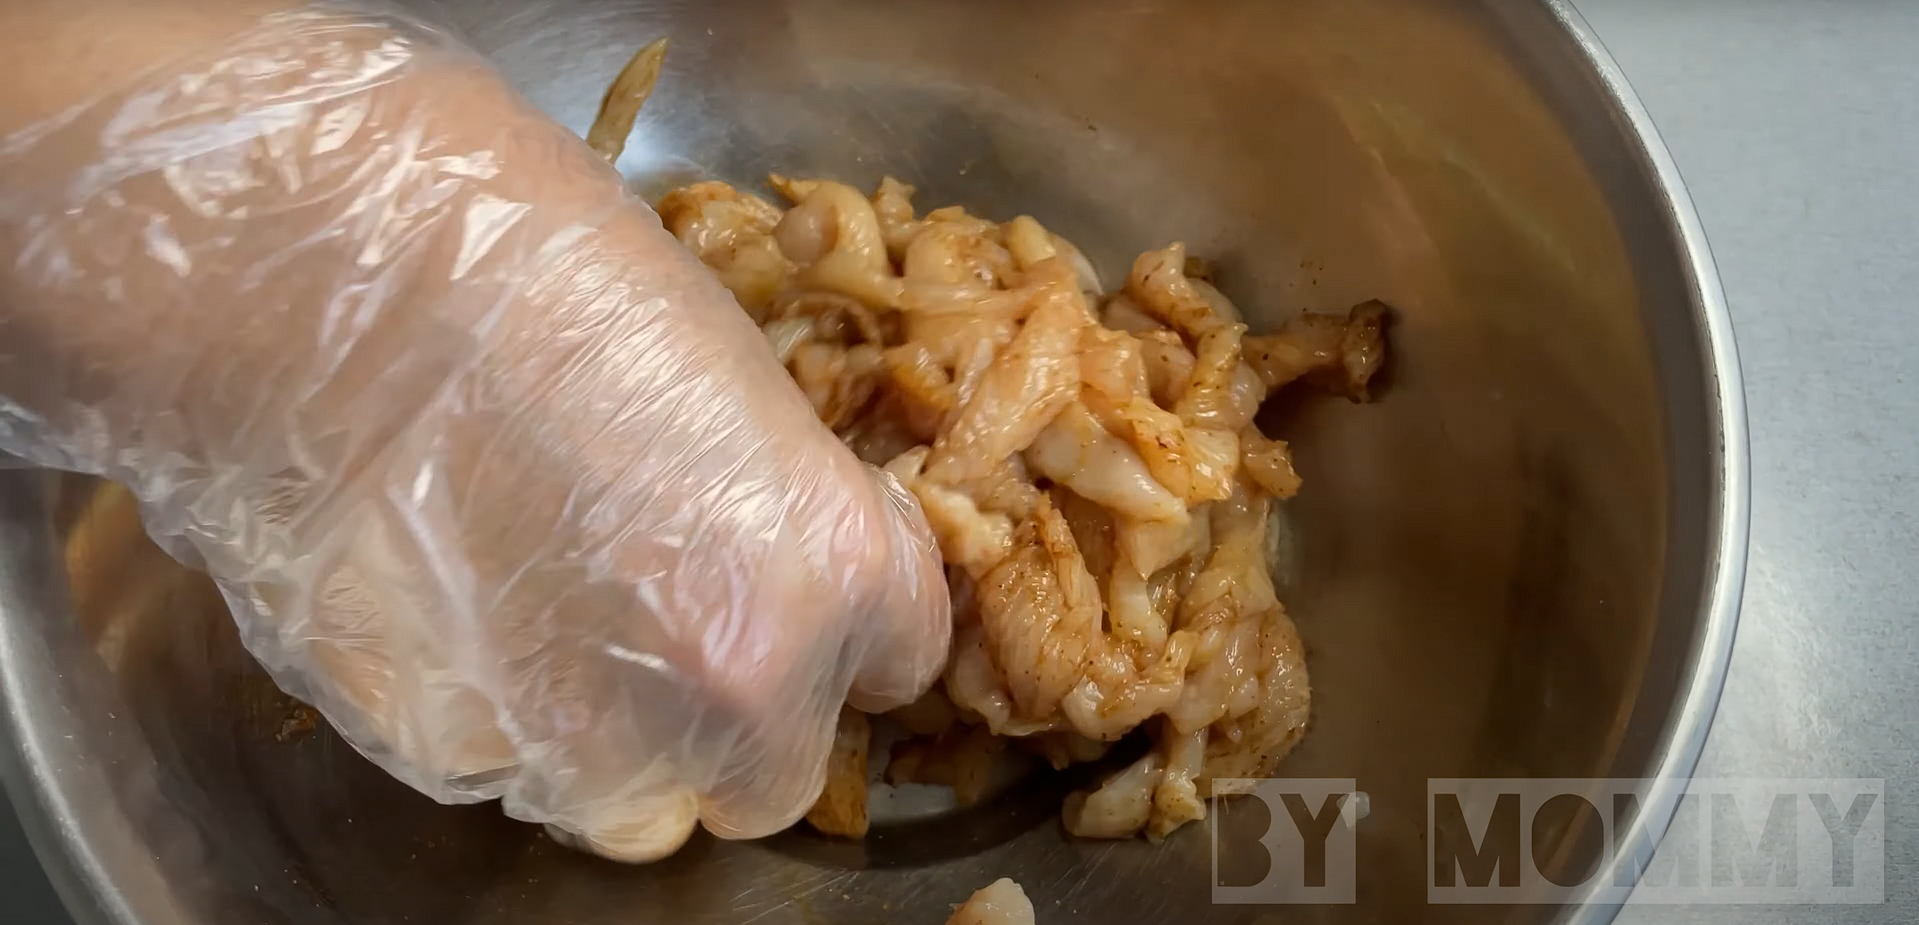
[655,171,1386,842]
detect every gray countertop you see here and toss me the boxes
[4,0,1915,921]
[1577,0,1919,921]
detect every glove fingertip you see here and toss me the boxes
[845,467,952,712]
[542,788,700,864]
[695,708,837,841]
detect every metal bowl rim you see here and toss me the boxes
[1543,1,1750,922]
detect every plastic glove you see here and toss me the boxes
[0,4,949,861]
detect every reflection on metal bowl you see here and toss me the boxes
[0,1,1745,923]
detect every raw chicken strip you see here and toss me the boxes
[946,878,1037,925]
[1063,750,1165,838]
[787,341,882,431]
[1200,612,1311,785]
[804,707,871,837]
[976,501,1099,720]
[925,266,1088,486]
[1077,325,1152,431]
[1002,215,1101,295]
[1242,299,1390,401]
[1150,725,1210,840]
[906,219,1017,290]
[1060,630,1194,741]
[771,176,904,308]
[1241,430,1303,499]
[883,344,960,441]
[654,181,793,318]
[1126,243,1231,338]
[1172,322,1254,430]
[873,176,924,259]
[1117,396,1238,505]
[945,625,1063,737]
[1026,401,1187,523]
[1114,503,1210,578]
[891,460,1015,578]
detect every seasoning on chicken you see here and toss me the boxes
[656,171,1388,841]
[585,38,669,162]
[805,707,873,837]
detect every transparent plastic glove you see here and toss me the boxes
[0,6,950,861]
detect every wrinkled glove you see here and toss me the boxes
[0,5,949,861]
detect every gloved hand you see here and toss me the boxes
[0,3,949,861]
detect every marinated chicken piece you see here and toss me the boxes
[945,625,1063,737]
[1166,603,1259,734]
[1240,431,1303,499]
[1063,750,1165,839]
[1117,396,1238,505]
[949,336,1000,410]
[1060,630,1195,741]
[1114,503,1210,578]
[761,316,815,365]
[1026,402,1186,523]
[1106,564,1171,651]
[1150,725,1210,840]
[1126,243,1230,338]
[1189,278,1243,323]
[1003,213,1101,293]
[1001,216,1054,270]
[899,284,1027,368]
[1053,488,1117,584]
[654,181,793,318]
[805,707,871,837]
[906,220,1017,290]
[1102,293,1164,333]
[925,268,1088,485]
[1242,299,1390,401]
[788,341,883,431]
[945,878,1036,925]
[645,160,1388,847]
[924,204,1004,238]
[1200,611,1311,786]
[972,456,1045,521]
[888,450,1015,578]
[1173,322,1256,430]
[658,180,785,237]
[1077,325,1152,432]
[872,176,924,259]
[771,176,903,308]
[1168,487,1280,733]
[1136,329,1196,407]
[976,501,1099,721]
[766,290,885,346]
[945,624,1015,727]
[585,38,669,163]
[883,344,960,441]
[1188,488,1312,785]
[886,723,1006,807]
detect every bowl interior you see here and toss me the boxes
[0,1,1734,924]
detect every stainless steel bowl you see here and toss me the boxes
[0,1,1746,923]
